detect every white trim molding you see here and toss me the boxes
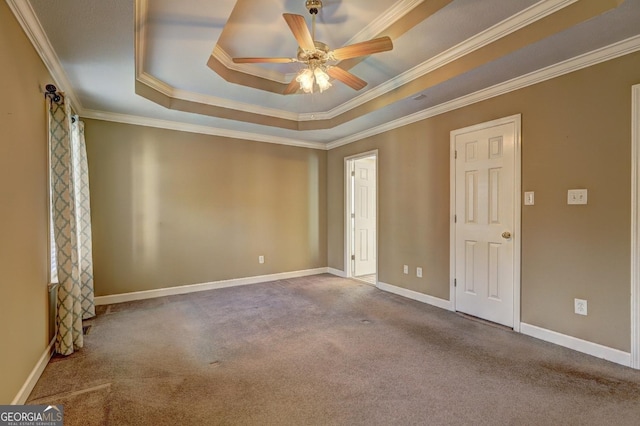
[9,0,640,150]
[12,339,55,405]
[80,109,322,150]
[631,84,640,369]
[377,281,453,312]
[94,268,328,305]
[136,72,300,122]
[521,323,631,367]
[327,268,347,278]
[327,35,640,150]
[5,0,83,112]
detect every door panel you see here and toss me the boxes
[354,158,376,276]
[455,122,515,327]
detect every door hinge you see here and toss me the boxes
[454,150,457,159]
[351,254,355,260]
[454,214,457,223]
[351,171,355,177]
[351,213,355,218]
[454,278,457,287]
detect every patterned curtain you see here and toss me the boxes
[71,119,96,319]
[49,99,95,356]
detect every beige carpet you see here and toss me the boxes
[27,274,640,425]
[354,273,376,285]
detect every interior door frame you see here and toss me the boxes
[449,114,522,332]
[631,84,640,369]
[344,150,379,281]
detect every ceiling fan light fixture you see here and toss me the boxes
[314,67,331,93]
[296,68,315,93]
[232,6,393,95]
[295,63,332,94]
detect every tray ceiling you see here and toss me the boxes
[14,0,640,147]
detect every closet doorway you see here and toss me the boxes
[345,151,378,285]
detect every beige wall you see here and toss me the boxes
[84,120,327,296]
[0,3,53,404]
[3,0,639,402]
[328,51,640,352]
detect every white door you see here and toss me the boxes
[454,120,517,327]
[354,157,376,276]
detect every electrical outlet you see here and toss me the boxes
[403,265,408,274]
[416,267,423,278]
[258,255,264,264]
[574,298,587,315]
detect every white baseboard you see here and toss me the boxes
[94,268,329,305]
[377,281,453,311]
[520,322,631,367]
[12,338,55,405]
[327,268,347,278]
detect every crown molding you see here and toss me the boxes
[327,34,640,149]
[308,0,579,122]
[136,0,581,125]
[137,73,300,121]
[80,109,324,150]
[84,35,640,151]
[6,0,83,112]
[134,0,147,79]
[14,0,636,151]
[343,0,425,48]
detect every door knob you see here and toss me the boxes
[502,231,512,239]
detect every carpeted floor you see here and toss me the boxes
[27,274,640,425]
[353,273,376,285]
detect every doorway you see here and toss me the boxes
[346,151,378,285]
[450,115,521,329]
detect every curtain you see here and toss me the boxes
[71,118,96,319]
[49,99,95,356]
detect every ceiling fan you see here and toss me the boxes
[231,0,393,95]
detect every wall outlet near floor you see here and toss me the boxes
[403,265,408,274]
[258,255,265,264]
[416,267,423,278]
[574,298,587,315]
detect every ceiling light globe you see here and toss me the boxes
[314,68,331,93]
[296,68,314,94]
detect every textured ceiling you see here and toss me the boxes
[18,0,640,147]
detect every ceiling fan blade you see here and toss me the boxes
[331,36,393,60]
[327,67,367,91]
[283,13,315,52]
[284,78,300,95]
[232,57,295,64]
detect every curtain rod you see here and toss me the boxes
[45,83,79,123]
[44,84,63,104]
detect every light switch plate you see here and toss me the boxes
[568,189,588,205]
[416,267,422,278]
[524,191,535,205]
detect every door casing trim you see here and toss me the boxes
[449,114,522,332]
[631,84,640,369]
[344,150,379,281]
